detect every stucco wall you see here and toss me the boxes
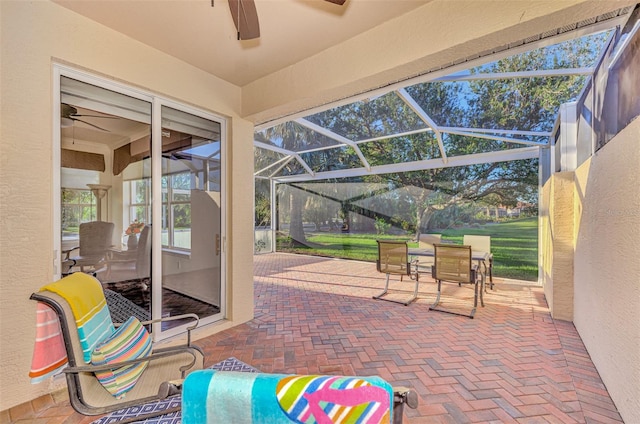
[573,119,640,423]
[0,1,254,410]
[541,172,575,321]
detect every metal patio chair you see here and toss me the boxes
[373,240,419,306]
[463,234,494,289]
[30,272,204,420]
[430,244,484,318]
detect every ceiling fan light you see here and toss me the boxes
[61,117,74,128]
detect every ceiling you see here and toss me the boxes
[52,0,432,87]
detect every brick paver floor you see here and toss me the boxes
[7,253,623,423]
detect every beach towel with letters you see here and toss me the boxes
[183,370,393,423]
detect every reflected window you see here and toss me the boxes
[61,188,96,239]
[161,172,192,250]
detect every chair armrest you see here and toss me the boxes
[63,345,199,374]
[141,313,200,346]
[62,247,79,259]
[139,313,199,331]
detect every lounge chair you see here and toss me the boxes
[29,272,204,419]
[183,370,418,424]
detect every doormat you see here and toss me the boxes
[91,357,259,424]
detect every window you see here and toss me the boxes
[61,188,96,239]
[127,179,151,225]
[162,172,191,250]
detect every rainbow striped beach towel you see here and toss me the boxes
[29,302,68,383]
[183,370,393,424]
[39,273,115,362]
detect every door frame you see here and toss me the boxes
[53,64,227,341]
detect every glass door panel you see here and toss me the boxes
[159,105,223,332]
[60,75,153,323]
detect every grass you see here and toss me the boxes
[277,217,538,281]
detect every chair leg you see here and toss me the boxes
[373,273,419,306]
[429,279,477,319]
[373,273,392,300]
[489,258,494,290]
[430,279,442,310]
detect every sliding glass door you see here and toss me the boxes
[156,105,223,335]
[56,68,225,339]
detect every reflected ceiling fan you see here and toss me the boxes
[224,0,347,40]
[61,103,118,132]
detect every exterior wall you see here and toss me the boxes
[0,1,254,410]
[541,172,575,321]
[573,119,640,423]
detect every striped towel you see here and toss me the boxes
[29,302,68,383]
[183,370,393,423]
[40,273,115,362]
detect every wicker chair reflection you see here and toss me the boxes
[373,240,419,306]
[104,224,151,284]
[430,244,484,318]
[63,221,114,273]
[30,273,204,420]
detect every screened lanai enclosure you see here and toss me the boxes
[254,5,640,281]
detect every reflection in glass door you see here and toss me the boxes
[57,69,226,340]
[59,75,153,323]
[158,105,223,335]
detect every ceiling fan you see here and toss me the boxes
[225,0,347,40]
[61,103,118,132]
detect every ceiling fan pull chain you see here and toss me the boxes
[237,0,241,40]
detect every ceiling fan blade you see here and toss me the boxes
[324,0,347,4]
[72,117,110,132]
[73,114,120,119]
[228,0,260,40]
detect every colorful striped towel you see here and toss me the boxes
[183,370,393,423]
[40,272,115,362]
[29,302,68,383]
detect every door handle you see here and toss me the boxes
[216,234,220,256]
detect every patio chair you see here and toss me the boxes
[29,272,204,419]
[463,235,493,289]
[63,221,114,273]
[418,233,442,249]
[430,244,484,318]
[413,233,442,273]
[103,224,151,284]
[373,240,419,306]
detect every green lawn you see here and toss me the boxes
[277,217,538,281]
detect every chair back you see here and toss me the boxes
[418,233,442,250]
[376,240,410,275]
[79,221,114,256]
[434,244,473,284]
[462,235,490,254]
[134,225,151,279]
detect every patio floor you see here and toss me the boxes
[7,253,623,423]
